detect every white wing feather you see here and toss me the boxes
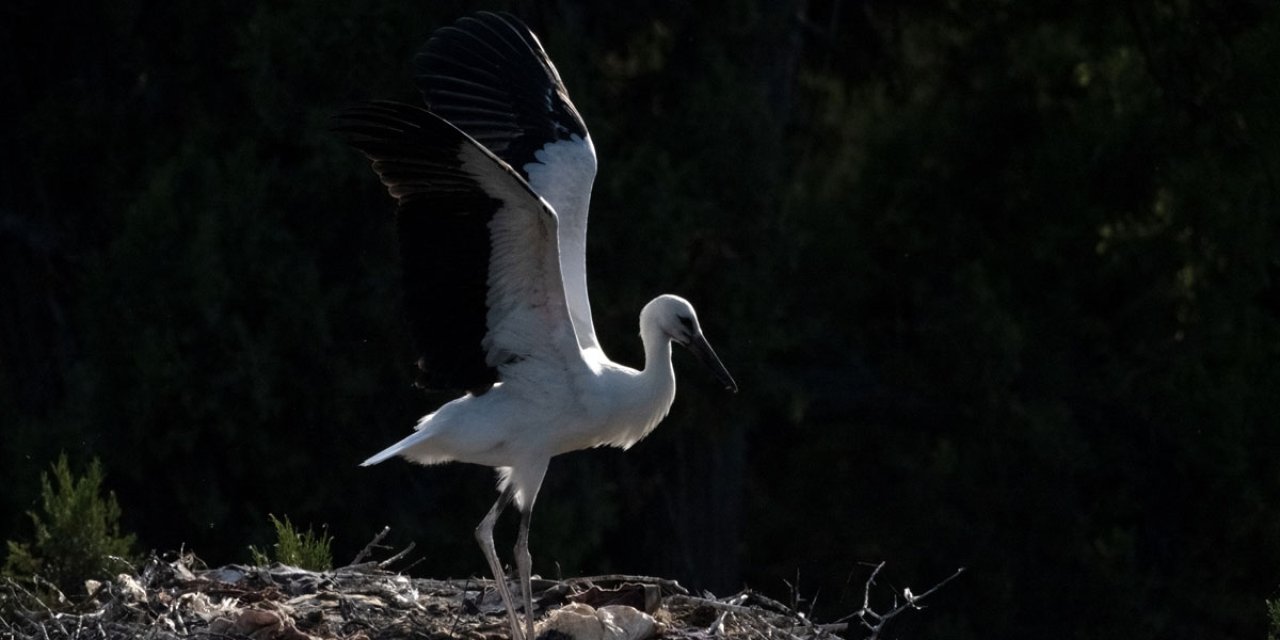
[524,134,600,353]
[456,143,584,385]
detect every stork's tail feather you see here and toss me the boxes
[361,429,424,466]
[359,428,451,467]
[360,446,401,467]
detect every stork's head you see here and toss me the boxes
[641,294,738,393]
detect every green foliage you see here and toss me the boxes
[249,514,333,571]
[1269,599,1280,640]
[2,454,137,596]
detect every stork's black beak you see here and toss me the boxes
[686,333,738,393]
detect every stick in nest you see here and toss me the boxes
[830,562,965,640]
[349,526,391,567]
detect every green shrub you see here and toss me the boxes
[2,454,137,596]
[249,514,333,571]
[1268,599,1280,640]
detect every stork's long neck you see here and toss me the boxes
[633,321,677,431]
[640,319,674,376]
[592,307,679,451]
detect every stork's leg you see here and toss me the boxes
[515,506,535,640]
[476,487,524,640]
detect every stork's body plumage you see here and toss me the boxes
[360,295,692,504]
[338,12,736,640]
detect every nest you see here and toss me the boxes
[0,553,851,640]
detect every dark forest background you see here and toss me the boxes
[3,0,1279,638]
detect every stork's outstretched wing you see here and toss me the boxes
[415,11,601,352]
[336,102,582,394]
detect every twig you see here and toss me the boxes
[902,566,964,606]
[104,554,138,574]
[6,576,70,637]
[788,622,849,633]
[668,594,756,617]
[562,574,688,595]
[397,554,425,574]
[742,589,797,616]
[450,576,475,637]
[377,541,417,570]
[350,525,392,566]
[838,563,965,640]
[668,594,809,640]
[707,593,748,636]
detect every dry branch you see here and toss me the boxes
[835,562,966,640]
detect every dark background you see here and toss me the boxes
[3,1,1279,638]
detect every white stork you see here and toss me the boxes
[337,12,737,640]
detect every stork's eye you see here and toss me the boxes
[677,316,694,332]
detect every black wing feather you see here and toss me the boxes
[335,101,501,395]
[415,11,588,178]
